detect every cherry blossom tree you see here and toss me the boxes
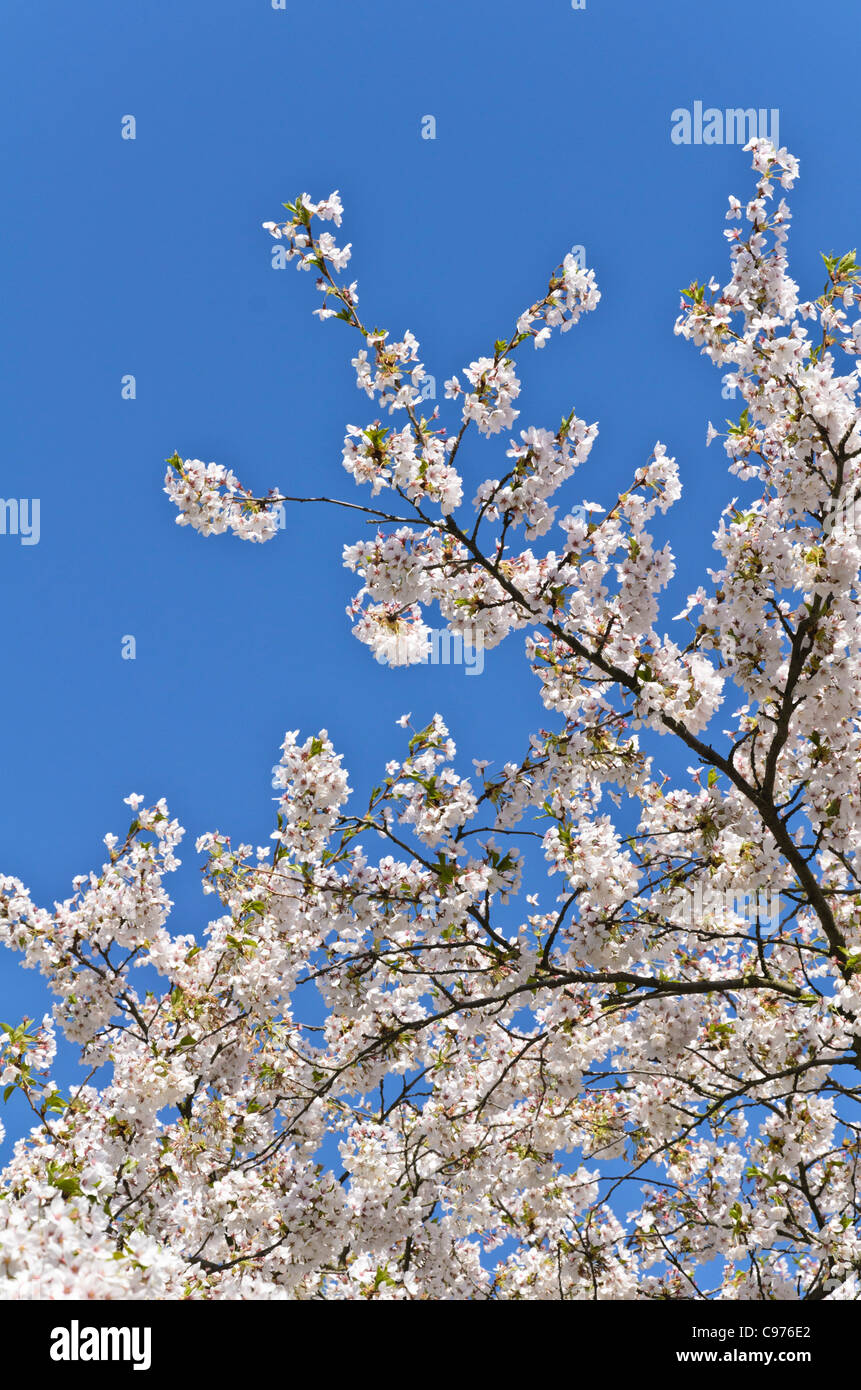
[3,139,861,1300]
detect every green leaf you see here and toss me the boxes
[435,857,457,889]
[47,1162,83,1198]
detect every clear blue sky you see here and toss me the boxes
[0,0,856,1141]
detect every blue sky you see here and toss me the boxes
[1,0,858,1142]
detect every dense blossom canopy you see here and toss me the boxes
[3,141,861,1299]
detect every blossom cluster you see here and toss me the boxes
[164,455,282,542]
[4,141,861,1300]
